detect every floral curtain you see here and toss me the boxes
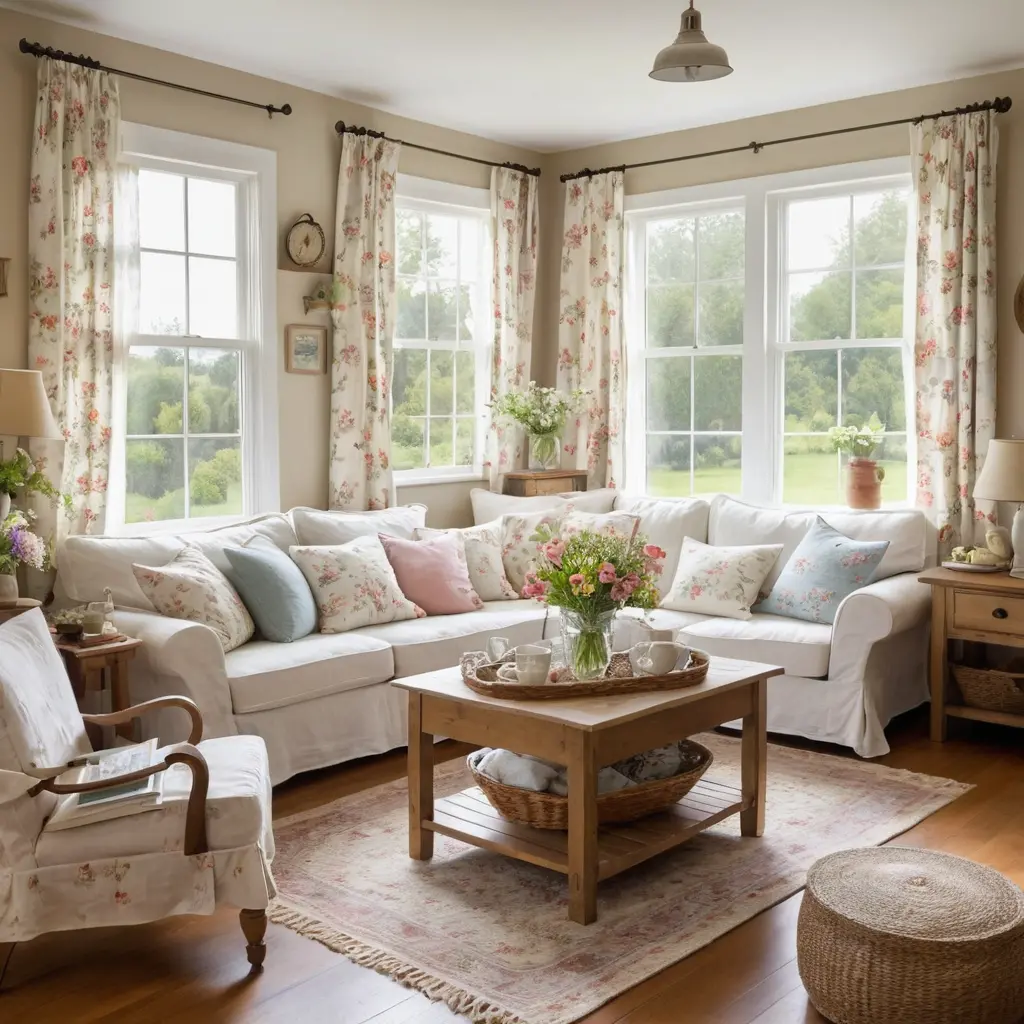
[27,59,120,541]
[486,167,539,491]
[912,112,998,554]
[328,134,400,510]
[556,171,625,489]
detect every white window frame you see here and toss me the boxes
[624,157,913,508]
[392,174,492,486]
[109,123,278,535]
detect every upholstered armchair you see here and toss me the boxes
[0,610,276,982]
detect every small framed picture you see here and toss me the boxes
[285,324,327,375]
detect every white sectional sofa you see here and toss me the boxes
[55,493,934,784]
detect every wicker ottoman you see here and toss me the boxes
[798,848,1024,1024]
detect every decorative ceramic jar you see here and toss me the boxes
[846,458,882,510]
[0,573,17,602]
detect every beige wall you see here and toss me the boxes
[0,6,541,525]
[537,68,1024,442]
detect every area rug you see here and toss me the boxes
[269,734,970,1024]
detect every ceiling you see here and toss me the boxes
[6,0,1024,151]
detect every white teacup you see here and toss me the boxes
[487,636,512,661]
[629,640,690,676]
[497,644,552,685]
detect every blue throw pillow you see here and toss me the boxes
[224,536,317,642]
[757,517,889,625]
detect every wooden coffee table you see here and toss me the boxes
[393,656,783,924]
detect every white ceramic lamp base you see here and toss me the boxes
[1011,506,1024,580]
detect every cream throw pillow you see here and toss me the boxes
[661,537,783,621]
[415,521,518,601]
[290,535,424,633]
[132,545,255,652]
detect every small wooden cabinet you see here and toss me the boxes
[503,470,588,498]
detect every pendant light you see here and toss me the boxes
[649,1,733,82]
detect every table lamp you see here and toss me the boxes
[973,439,1024,579]
[0,368,61,451]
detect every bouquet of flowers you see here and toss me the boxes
[522,522,666,680]
[0,509,48,576]
[489,383,588,469]
[0,447,73,511]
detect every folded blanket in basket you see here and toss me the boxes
[475,748,560,792]
[548,767,634,797]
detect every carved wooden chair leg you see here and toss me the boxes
[0,942,16,989]
[239,909,267,972]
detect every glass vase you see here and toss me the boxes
[528,431,560,471]
[560,608,615,681]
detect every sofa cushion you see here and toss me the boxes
[501,510,563,592]
[380,533,483,615]
[677,614,832,678]
[416,521,518,601]
[226,633,394,714]
[357,601,549,677]
[470,488,617,525]
[291,504,427,546]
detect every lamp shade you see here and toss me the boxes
[973,439,1024,503]
[650,4,733,83]
[0,369,61,440]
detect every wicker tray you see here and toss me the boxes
[468,742,713,829]
[950,663,1024,715]
[461,648,710,700]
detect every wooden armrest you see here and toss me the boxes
[32,746,210,856]
[81,696,204,745]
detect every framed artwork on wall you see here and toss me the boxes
[285,324,327,375]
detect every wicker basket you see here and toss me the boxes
[950,664,1024,715]
[798,848,1024,1024]
[467,741,713,829]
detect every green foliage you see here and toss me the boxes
[490,383,586,436]
[829,415,885,458]
[126,441,171,499]
[0,447,72,512]
[190,461,225,505]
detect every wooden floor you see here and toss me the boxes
[3,710,1023,1024]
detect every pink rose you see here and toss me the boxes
[598,562,617,584]
[643,544,666,560]
[543,539,564,567]
[569,573,585,587]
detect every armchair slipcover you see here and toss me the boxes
[0,610,275,969]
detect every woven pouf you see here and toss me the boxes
[798,848,1024,1024]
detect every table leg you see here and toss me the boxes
[109,656,135,741]
[929,587,948,742]
[740,674,767,838]
[408,691,434,860]
[567,729,598,925]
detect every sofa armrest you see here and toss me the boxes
[110,610,236,739]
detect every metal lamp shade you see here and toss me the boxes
[0,369,61,439]
[650,5,733,82]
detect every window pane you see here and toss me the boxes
[397,210,423,274]
[854,190,908,266]
[697,211,744,279]
[783,445,841,506]
[392,415,425,470]
[855,268,904,339]
[458,283,476,343]
[646,435,691,497]
[187,178,236,258]
[397,280,426,341]
[126,347,184,435]
[188,348,240,434]
[694,356,742,431]
[425,214,458,278]
[460,219,481,281]
[875,435,908,504]
[647,219,695,284]
[188,257,238,339]
[429,416,454,467]
[188,438,242,517]
[427,283,457,341]
[125,438,185,523]
[140,252,186,335]
[393,348,426,415]
[456,418,475,467]
[646,357,690,431]
[694,435,742,497]
[647,284,695,348]
[429,351,454,415]
[454,350,475,414]
[697,280,744,347]
[787,195,850,271]
[139,170,184,252]
[841,347,905,430]
[788,270,851,342]
[785,350,838,430]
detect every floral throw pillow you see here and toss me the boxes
[661,537,783,621]
[133,545,255,652]
[500,510,562,594]
[289,535,425,634]
[757,517,889,624]
[416,521,518,601]
[560,509,640,539]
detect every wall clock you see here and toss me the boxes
[1015,274,1024,334]
[286,213,326,268]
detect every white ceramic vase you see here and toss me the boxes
[0,492,10,522]
[0,572,17,602]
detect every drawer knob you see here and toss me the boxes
[992,608,1009,619]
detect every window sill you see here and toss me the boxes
[104,514,251,537]
[395,472,487,488]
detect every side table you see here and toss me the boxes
[504,469,588,497]
[0,597,43,626]
[54,636,143,746]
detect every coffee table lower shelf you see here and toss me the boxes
[427,777,744,882]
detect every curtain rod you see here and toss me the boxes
[559,95,1012,182]
[335,121,541,177]
[19,38,293,118]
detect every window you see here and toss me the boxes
[112,125,277,532]
[392,177,491,481]
[626,159,912,507]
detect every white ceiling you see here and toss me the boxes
[6,0,1024,151]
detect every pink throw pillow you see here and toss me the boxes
[379,532,484,615]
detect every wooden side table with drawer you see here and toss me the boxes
[503,469,588,498]
[919,567,1024,741]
